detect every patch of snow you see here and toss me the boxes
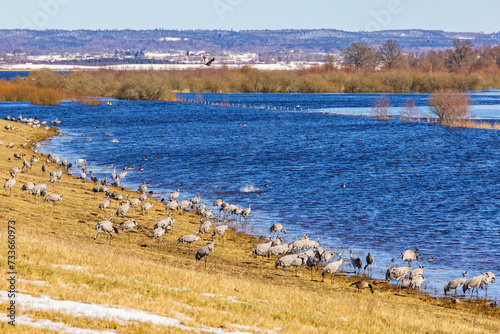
[0,291,254,333]
[0,314,115,333]
[229,324,278,333]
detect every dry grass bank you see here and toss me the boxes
[0,120,499,333]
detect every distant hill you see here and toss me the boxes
[1,29,499,57]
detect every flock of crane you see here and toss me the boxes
[2,114,497,301]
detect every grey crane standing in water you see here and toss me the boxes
[350,249,362,275]
[410,265,425,279]
[177,231,200,254]
[269,223,287,236]
[116,194,130,220]
[386,261,413,288]
[409,274,425,290]
[94,217,118,245]
[463,272,494,296]
[169,189,180,201]
[364,253,374,276]
[117,170,127,180]
[3,176,16,196]
[195,235,215,268]
[444,271,467,295]
[213,198,223,220]
[242,203,252,222]
[401,249,420,262]
[350,280,374,293]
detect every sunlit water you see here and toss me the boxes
[1,72,499,301]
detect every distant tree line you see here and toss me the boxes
[339,39,500,72]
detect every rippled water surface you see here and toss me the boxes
[1,82,499,300]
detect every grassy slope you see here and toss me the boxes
[0,119,499,333]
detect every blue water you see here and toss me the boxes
[1,88,499,300]
[0,71,30,81]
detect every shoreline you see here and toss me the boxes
[1,118,499,332]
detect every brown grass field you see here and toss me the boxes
[0,119,499,333]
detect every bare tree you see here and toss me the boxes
[379,39,404,69]
[341,43,379,70]
[371,96,391,119]
[400,99,422,119]
[446,40,477,70]
[428,90,473,124]
[323,52,336,72]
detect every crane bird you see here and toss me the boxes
[190,194,201,206]
[198,219,213,235]
[269,223,287,235]
[212,224,229,242]
[350,249,362,275]
[111,167,117,180]
[202,55,215,66]
[242,203,252,221]
[94,217,118,245]
[152,226,167,247]
[268,243,294,260]
[3,176,16,196]
[138,181,147,193]
[155,212,175,231]
[275,253,307,278]
[321,253,344,283]
[99,196,111,211]
[195,235,215,268]
[43,194,63,207]
[120,220,138,237]
[386,262,413,288]
[116,194,130,220]
[253,237,274,263]
[350,280,374,294]
[141,202,153,216]
[444,271,467,295]
[177,232,200,254]
[364,253,374,276]
[129,197,141,212]
[169,189,180,201]
[409,274,425,290]
[401,249,420,262]
[410,265,425,279]
[479,272,496,294]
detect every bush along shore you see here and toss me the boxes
[0,117,499,333]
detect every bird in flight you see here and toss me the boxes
[203,55,215,66]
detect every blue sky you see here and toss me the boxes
[1,0,498,33]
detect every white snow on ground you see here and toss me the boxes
[0,314,116,334]
[0,291,258,333]
[5,63,310,71]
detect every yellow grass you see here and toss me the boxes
[0,120,499,333]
